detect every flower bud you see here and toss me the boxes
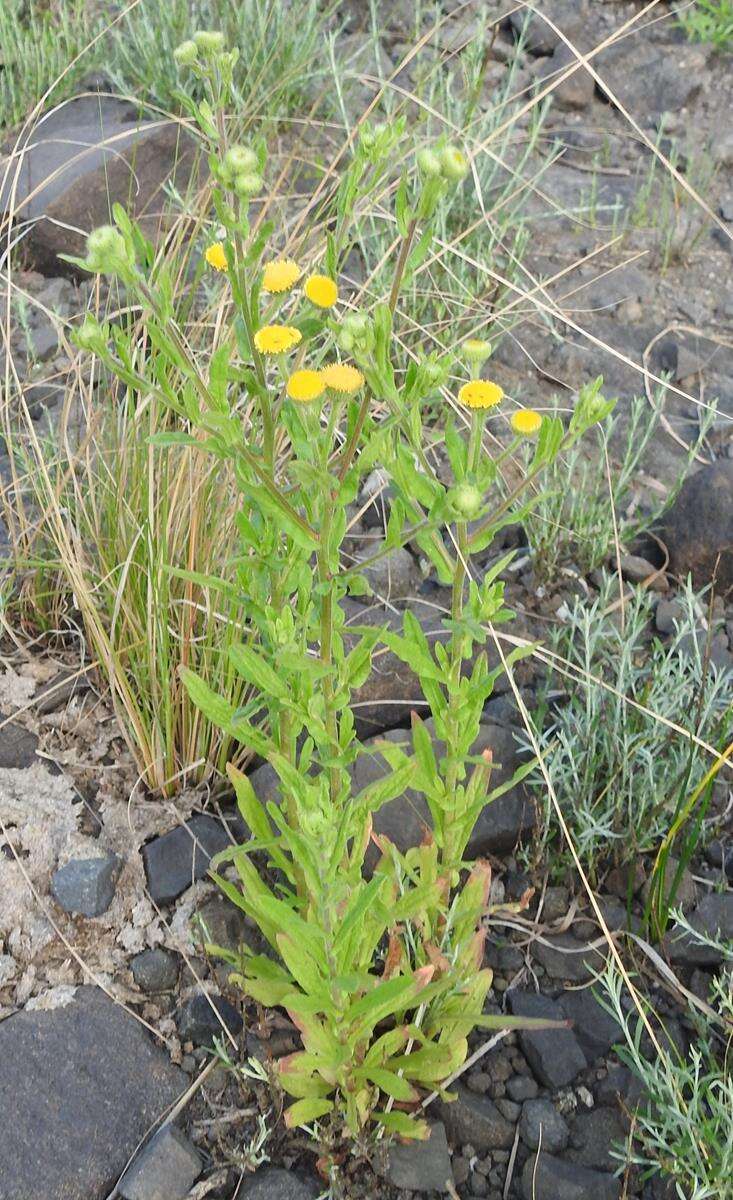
[75,316,106,352]
[440,143,469,181]
[462,337,492,366]
[421,359,445,386]
[85,225,131,275]
[224,145,258,174]
[193,30,225,54]
[450,483,483,519]
[173,39,198,67]
[417,147,442,178]
[233,171,263,198]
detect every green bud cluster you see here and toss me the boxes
[216,144,263,199]
[417,142,470,184]
[337,312,375,357]
[74,315,109,354]
[84,225,133,277]
[449,482,484,519]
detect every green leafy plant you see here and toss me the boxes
[524,392,715,582]
[678,0,733,50]
[69,30,609,1154]
[601,924,733,1198]
[528,579,733,886]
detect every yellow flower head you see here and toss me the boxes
[304,274,339,309]
[286,370,325,403]
[511,408,542,437]
[205,242,228,272]
[320,363,364,394]
[262,258,302,293]
[458,380,504,410]
[254,325,302,354]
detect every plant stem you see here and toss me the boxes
[388,216,418,314]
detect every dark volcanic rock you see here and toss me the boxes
[439,1084,515,1152]
[532,932,608,983]
[131,948,180,994]
[521,1152,621,1200]
[519,1099,569,1153]
[663,893,733,965]
[240,1166,321,1199]
[1,96,200,278]
[660,461,733,592]
[0,721,40,768]
[142,814,231,904]
[0,987,186,1200]
[177,991,243,1046]
[594,40,706,122]
[119,1125,201,1200]
[387,1120,453,1192]
[51,852,121,917]
[559,988,622,1062]
[568,1108,626,1172]
[507,991,587,1089]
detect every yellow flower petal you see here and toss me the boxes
[205,242,228,271]
[262,258,302,293]
[457,380,504,410]
[511,408,542,437]
[287,369,325,403]
[320,363,364,394]
[304,274,339,309]
[253,325,302,354]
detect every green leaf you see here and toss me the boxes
[284,1097,334,1128]
[375,1110,430,1140]
[229,643,290,702]
[180,667,238,730]
[359,1066,418,1102]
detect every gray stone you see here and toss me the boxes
[142,814,231,904]
[594,1065,647,1113]
[568,1108,626,1172]
[521,1152,621,1200]
[0,721,40,768]
[34,668,91,714]
[51,852,121,917]
[177,991,243,1046]
[660,461,733,592]
[0,987,187,1200]
[506,1074,539,1102]
[119,1125,202,1200]
[496,1097,521,1121]
[619,554,667,590]
[507,991,587,1089]
[131,948,180,994]
[595,40,706,122]
[358,543,421,600]
[655,598,683,634]
[387,1120,453,1192]
[439,1085,515,1152]
[559,989,622,1062]
[532,933,608,983]
[663,893,733,966]
[195,895,251,952]
[539,42,595,110]
[1,96,201,278]
[519,1099,569,1153]
[640,855,697,911]
[509,3,582,55]
[240,1166,320,1199]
